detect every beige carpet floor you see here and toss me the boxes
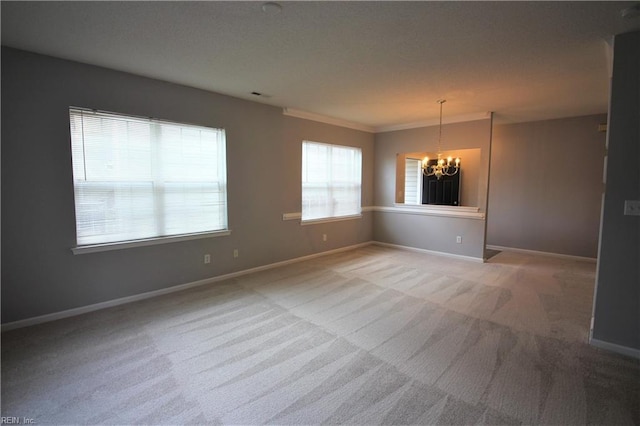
[2,245,639,424]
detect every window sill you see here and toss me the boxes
[301,214,363,225]
[283,207,374,224]
[71,230,231,255]
[375,204,485,219]
[282,212,366,225]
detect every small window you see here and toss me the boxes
[404,158,422,205]
[69,108,228,246]
[302,141,362,222]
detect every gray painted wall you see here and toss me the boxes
[373,119,493,259]
[592,31,640,351]
[2,44,628,330]
[487,115,607,258]
[1,48,374,323]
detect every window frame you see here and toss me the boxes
[69,107,229,254]
[301,140,363,224]
[404,157,423,205]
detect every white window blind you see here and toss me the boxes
[69,108,228,246]
[404,158,422,205]
[302,141,362,221]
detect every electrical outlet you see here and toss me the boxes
[322,234,327,242]
[624,200,640,216]
[204,254,211,264]
[233,249,239,258]
[456,236,462,244]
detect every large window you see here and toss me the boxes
[302,141,362,222]
[69,108,227,247]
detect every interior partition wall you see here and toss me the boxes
[373,119,493,261]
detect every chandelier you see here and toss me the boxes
[422,99,460,179]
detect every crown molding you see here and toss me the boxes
[283,108,376,133]
[283,108,492,134]
[376,111,492,133]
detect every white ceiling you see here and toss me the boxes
[2,1,639,131]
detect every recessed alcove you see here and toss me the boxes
[395,148,481,207]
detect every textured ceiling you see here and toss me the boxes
[2,1,639,130]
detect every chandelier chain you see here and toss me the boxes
[422,99,460,180]
[437,99,445,153]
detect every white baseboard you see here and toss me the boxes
[1,241,373,332]
[373,241,485,263]
[5,241,592,331]
[486,245,597,263]
[590,337,640,359]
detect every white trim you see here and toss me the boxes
[283,207,374,222]
[2,242,374,332]
[2,279,220,332]
[590,337,640,360]
[372,205,485,220]
[373,241,485,263]
[376,112,491,133]
[301,214,362,225]
[394,204,479,213]
[283,108,375,133]
[282,212,302,221]
[282,107,491,134]
[486,245,597,263]
[71,230,232,254]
